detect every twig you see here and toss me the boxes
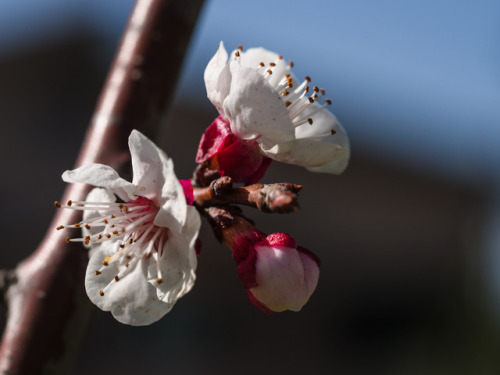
[194,177,303,213]
[0,0,204,373]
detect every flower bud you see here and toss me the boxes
[196,116,272,184]
[233,232,320,313]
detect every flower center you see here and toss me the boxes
[55,196,167,283]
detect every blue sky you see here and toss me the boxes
[1,0,499,185]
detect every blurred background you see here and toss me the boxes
[1,0,500,374]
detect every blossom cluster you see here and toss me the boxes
[56,43,349,325]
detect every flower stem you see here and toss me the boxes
[193,177,303,213]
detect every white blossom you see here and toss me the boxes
[205,42,350,174]
[58,130,200,325]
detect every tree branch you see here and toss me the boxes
[0,1,204,373]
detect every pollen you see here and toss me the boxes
[54,201,62,208]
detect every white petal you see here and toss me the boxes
[128,130,187,233]
[251,245,308,312]
[237,47,290,88]
[297,251,320,302]
[223,61,294,143]
[82,188,116,245]
[204,41,229,113]
[295,106,350,153]
[62,164,136,201]
[149,207,200,303]
[261,137,349,174]
[85,243,173,326]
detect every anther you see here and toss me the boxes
[111,215,116,219]
[308,118,313,125]
[97,234,102,240]
[267,69,273,75]
[331,129,336,135]
[325,99,332,105]
[156,278,163,284]
[103,219,109,224]
[125,254,131,259]
[114,275,120,282]
[102,260,109,266]
[125,262,129,268]
[289,61,294,67]
[270,62,276,67]
[119,244,125,249]
[95,270,101,275]
[119,203,124,210]
[313,86,319,92]
[54,201,61,208]
[85,224,91,230]
[56,225,64,230]
[67,200,72,206]
[237,45,243,51]
[112,230,119,235]
[74,223,81,228]
[278,55,283,59]
[235,51,240,57]
[285,101,292,107]
[65,236,70,243]
[308,97,315,103]
[304,86,309,93]
[282,89,289,96]
[305,76,311,82]
[259,62,265,67]
[106,234,111,238]
[99,291,104,296]
[320,89,325,95]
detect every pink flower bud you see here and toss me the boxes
[196,116,272,184]
[233,232,320,313]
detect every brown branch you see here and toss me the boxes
[0,0,205,374]
[194,177,303,213]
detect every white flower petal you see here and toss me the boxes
[82,188,116,248]
[237,47,290,88]
[149,206,200,303]
[251,245,308,312]
[223,61,294,143]
[62,164,136,202]
[85,243,173,326]
[261,137,349,174]
[128,130,187,234]
[205,41,229,112]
